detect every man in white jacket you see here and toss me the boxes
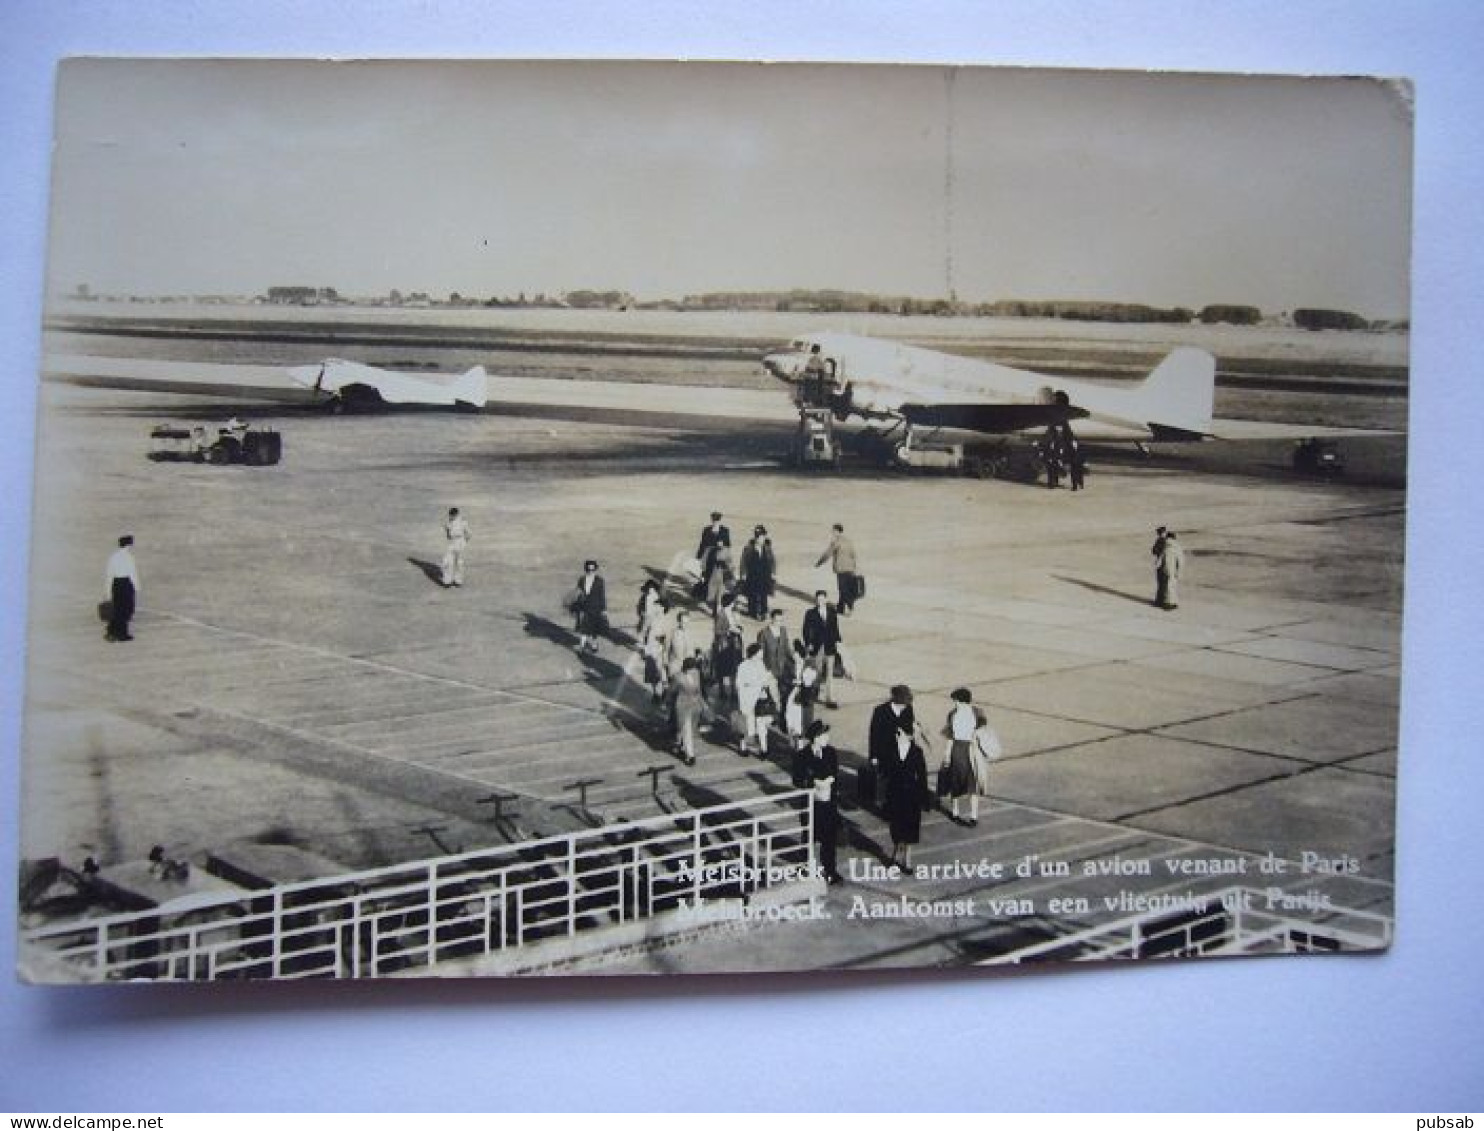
[440,506,471,588]
[734,642,780,755]
[104,534,140,642]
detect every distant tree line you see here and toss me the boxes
[249,284,1395,330]
[265,286,341,305]
[987,299,1194,323]
[1199,304,1262,325]
[1291,308,1371,331]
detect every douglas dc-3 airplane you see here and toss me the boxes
[286,358,488,412]
[761,331,1401,458]
[763,332,1216,449]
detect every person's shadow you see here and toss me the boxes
[1053,574,1150,607]
[407,557,446,586]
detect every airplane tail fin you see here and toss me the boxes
[1130,348,1215,435]
[453,365,489,408]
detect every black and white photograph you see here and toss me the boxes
[17,58,1411,982]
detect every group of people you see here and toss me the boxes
[785,683,1002,885]
[1039,422,1088,491]
[553,511,860,772]
[563,504,1007,886]
[632,582,849,768]
[863,684,1000,872]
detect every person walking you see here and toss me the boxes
[636,579,666,644]
[671,655,706,766]
[803,719,843,885]
[941,687,989,826]
[440,506,470,587]
[758,608,795,690]
[695,511,731,597]
[1151,526,1169,608]
[1066,432,1087,491]
[1158,530,1185,610]
[571,559,607,653]
[739,525,776,620]
[711,591,745,704]
[104,534,140,642]
[1040,428,1063,489]
[641,631,668,704]
[666,609,701,681]
[885,727,930,870]
[782,662,818,745]
[704,540,735,615]
[734,642,780,756]
[801,589,843,708]
[868,684,918,813]
[815,523,860,615]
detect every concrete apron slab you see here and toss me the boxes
[22,388,1402,973]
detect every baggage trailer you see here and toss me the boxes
[149,422,282,466]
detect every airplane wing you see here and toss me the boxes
[286,360,487,409]
[900,402,1088,433]
[1204,419,1403,441]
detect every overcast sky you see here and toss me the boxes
[46,59,1413,318]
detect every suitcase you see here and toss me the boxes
[242,430,282,466]
[728,708,750,745]
[855,760,878,813]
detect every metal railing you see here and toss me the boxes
[23,790,817,981]
[985,886,1394,965]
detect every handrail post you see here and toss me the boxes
[427,860,439,969]
[567,834,578,937]
[272,889,284,979]
[497,872,508,952]
[691,811,703,905]
[804,789,816,879]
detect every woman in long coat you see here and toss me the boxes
[711,591,744,702]
[803,719,843,885]
[671,655,706,766]
[571,559,607,653]
[884,728,929,870]
[739,527,776,620]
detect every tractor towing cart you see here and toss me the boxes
[149,420,282,466]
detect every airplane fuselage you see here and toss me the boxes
[763,332,1216,443]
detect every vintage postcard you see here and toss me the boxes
[18,60,1410,980]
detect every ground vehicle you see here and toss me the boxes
[792,406,840,468]
[1292,437,1344,476]
[150,422,282,465]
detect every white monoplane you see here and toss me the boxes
[286,359,488,412]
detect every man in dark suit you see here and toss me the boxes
[801,589,842,708]
[695,511,731,595]
[867,684,916,811]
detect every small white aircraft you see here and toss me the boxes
[286,359,488,412]
[762,332,1216,446]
